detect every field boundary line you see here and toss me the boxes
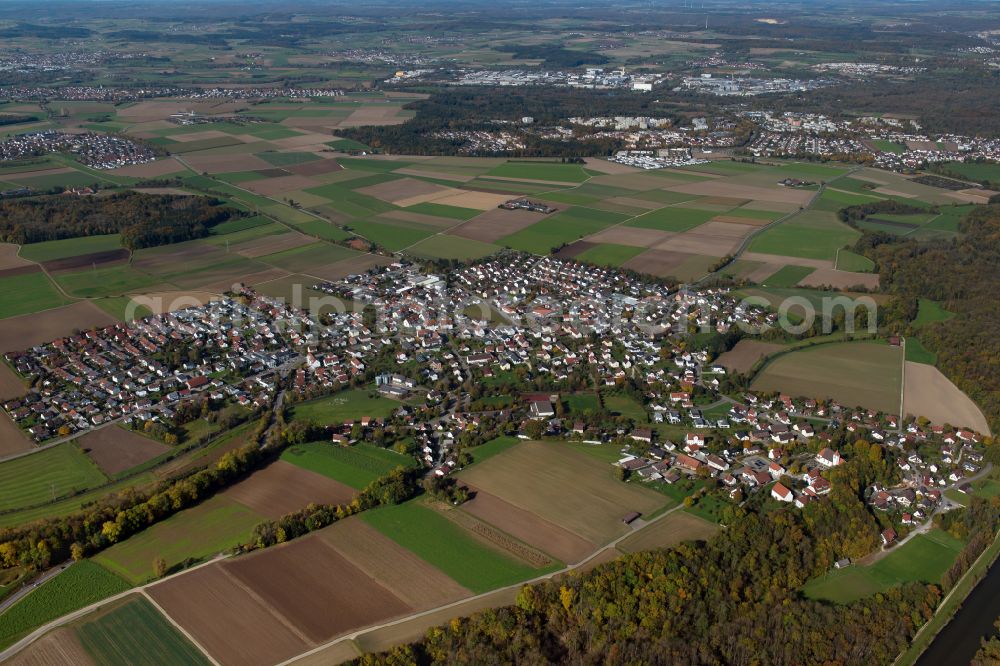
[140,589,222,666]
[277,503,685,666]
[217,565,315,646]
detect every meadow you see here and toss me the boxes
[280,442,416,489]
[0,443,108,513]
[288,390,399,425]
[0,272,71,319]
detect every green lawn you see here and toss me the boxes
[289,390,398,425]
[565,393,601,414]
[913,298,954,327]
[281,442,415,489]
[18,235,123,262]
[93,496,263,584]
[627,206,717,232]
[0,443,108,513]
[604,394,648,422]
[362,501,551,593]
[77,596,210,666]
[0,271,72,318]
[905,337,937,364]
[802,529,965,604]
[0,562,131,649]
[872,139,906,154]
[835,249,876,272]
[485,161,590,183]
[760,265,815,287]
[574,243,646,267]
[748,210,860,261]
[468,436,521,465]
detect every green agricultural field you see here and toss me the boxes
[771,162,852,179]
[813,188,883,212]
[760,265,815,287]
[18,235,123,262]
[405,234,500,260]
[295,219,352,242]
[926,205,973,232]
[604,395,648,422]
[499,206,626,254]
[871,139,906,154]
[53,264,166,298]
[0,271,72,318]
[468,436,521,465]
[574,243,645,267]
[289,390,398,425]
[362,501,550,593]
[281,442,415,489]
[0,562,131,649]
[93,496,263,584]
[835,249,875,272]
[0,443,107,512]
[256,151,320,167]
[748,210,860,261]
[905,337,936,364]
[751,341,902,414]
[485,161,590,183]
[803,529,965,604]
[344,218,432,251]
[628,206,717,232]
[913,298,954,327]
[77,596,210,666]
[939,161,1000,184]
[207,215,271,236]
[256,242,359,272]
[404,202,481,220]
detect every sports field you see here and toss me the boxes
[288,390,399,424]
[76,596,209,666]
[751,341,903,414]
[281,442,416,489]
[457,440,667,545]
[802,529,965,604]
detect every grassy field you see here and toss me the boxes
[499,207,626,254]
[93,496,263,584]
[751,341,903,414]
[485,161,590,183]
[18,235,123,262]
[405,234,499,260]
[905,337,937,364]
[913,298,954,327]
[77,596,210,666]
[760,265,815,287]
[749,210,859,261]
[0,271,72,318]
[939,161,1000,184]
[616,510,720,553]
[802,529,965,604]
[53,264,165,298]
[362,501,550,594]
[281,442,415,489]
[627,206,717,232]
[574,243,646,267]
[467,436,521,465]
[288,390,398,425]
[0,562,131,649]
[457,440,667,545]
[835,249,875,272]
[0,443,108,513]
[405,202,481,220]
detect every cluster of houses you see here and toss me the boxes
[3,299,299,441]
[0,131,156,169]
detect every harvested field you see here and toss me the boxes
[317,519,471,608]
[903,362,990,434]
[226,536,412,643]
[0,265,39,279]
[126,291,220,315]
[432,191,510,210]
[181,153,273,173]
[452,208,546,243]
[617,511,720,554]
[687,220,757,239]
[585,226,673,248]
[437,503,553,568]
[172,129,231,143]
[78,426,169,475]
[742,252,834,269]
[0,244,34,270]
[107,158,184,178]
[244,175,322,197]
[338,106,405,128]
[711,214,773,227]
[797,267,879,290]
[553,241,596,259]
[461,488,596,564]
[232,231,314,258]
[715,339,786,373]
[0,362,27,400]
[195,267,288,293]
[667,181,813,205]
[741,199,800,214]
[287,158,343,177]
[148,564,310,666]
[582,158,642,175]
[751,342,903,414]
[4,167,76,182]
[606,196,663,210]
[457,441,666,545]
[653,231,743,255]
[395,167,474,182]
[131,187,193,196]
[310,253,394,280]
[6,628,94,666]
[42,249,129,273]
[0,301,115,353]
[357,177,448,204]
[0,411,31,456]
[117,101,244,122]
[223,460,356,519]
[622,248,692,277]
